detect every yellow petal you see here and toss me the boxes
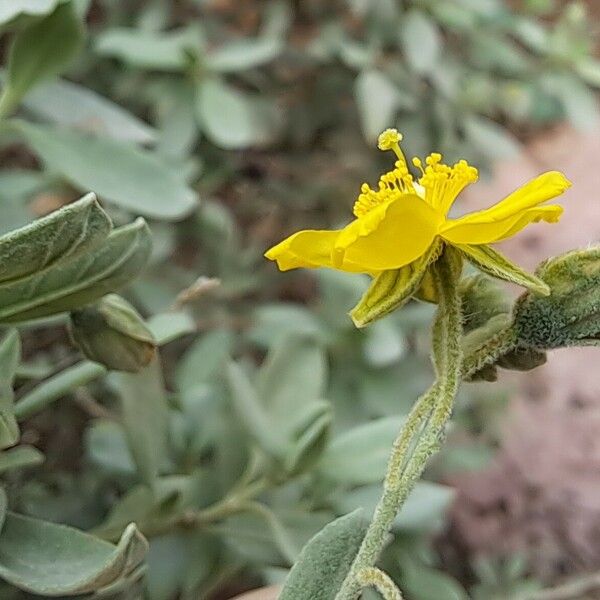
[333,194,443,271]
[441,204,563,245]
[264,229,371,273]
[442,170,569,228]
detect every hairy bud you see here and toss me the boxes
[513,246,600,349]
[69,294,156,373]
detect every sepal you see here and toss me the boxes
[350,240,443,327]
[457,243,550,296]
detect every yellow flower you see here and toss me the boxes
[267,128,569,273]
[265,128,571,325]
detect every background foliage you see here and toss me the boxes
[0,0,598,598]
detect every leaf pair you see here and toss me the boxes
[0,194,151,324]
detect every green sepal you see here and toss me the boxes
[415,244,463,304]
[456,243,550,296]
[350,240,443,328]
[459,274,511,333]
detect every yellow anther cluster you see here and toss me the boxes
[415,153,479,213]
[353,161,415,218]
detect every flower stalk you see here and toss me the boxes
[335,250,463,600]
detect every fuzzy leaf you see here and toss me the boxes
[0,219,152,323]
[0,194,111,284]
[457,243,549,295]
[0,514,147,595]
[1,2,83,113]
[0,330,20,449]
[279,510,368,600]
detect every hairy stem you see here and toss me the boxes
[462,324,517,380]
[335,252,463,600]
[356,567,404,600]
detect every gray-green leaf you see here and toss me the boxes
[0,193,111,284]
[279,510,368,600]
[23,78,156,143]
[0,513,147,595]
[206,38,282,72]
[115,359,170,487]
[14,121,196,220]
[1,2,83,115]
[0,219,152,323]
[399,10,441,75]
[0,330,20,449]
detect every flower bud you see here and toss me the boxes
[513,246,600,349]
[459,274,511,333]
[69,294,156,373]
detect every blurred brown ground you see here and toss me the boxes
[448,123,600,580]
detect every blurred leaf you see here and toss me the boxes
[225,362,285,458]
[1,2,83,115]
[23,78,156,143]
[355,69,401,142]
[206,38,283,72]
[15,121,197,220]
[399,10,441,75]
[399,555,469,600]
[195,77,280,149]
[115,359,170,487]
[0,219,152,323]
[576,58,600,88]
[464,115,520,159]
[0,514,147,595]
[95,27,201,71]
[250,303,322,347]
[257,334,326,420]
[86,420,136,476]
[363,320,406,367]
[542,73,600,130]
[147,312,196,345]
[337,481,454,532]
[176,329,233,393]
[0,0,62,25]
[279,510,367,600]
[318,416,404,485]
[0,445,43,474]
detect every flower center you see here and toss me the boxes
[353,128,479,218]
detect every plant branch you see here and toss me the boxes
[335,252,464,600]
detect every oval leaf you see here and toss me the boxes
[1,2,83,113]
[15,121,196,220]
[23,78,156,143]
[279,509,368,600]
[0,193,111,284]
[0,219,152,323]
[0,513,148,595]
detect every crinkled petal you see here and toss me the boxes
[265,229,371,273]
[441,204,563,245]
[333,194,443,271]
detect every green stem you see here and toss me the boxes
[335,252,463,600]
[356,567,404,600]
[461,324,517,380]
